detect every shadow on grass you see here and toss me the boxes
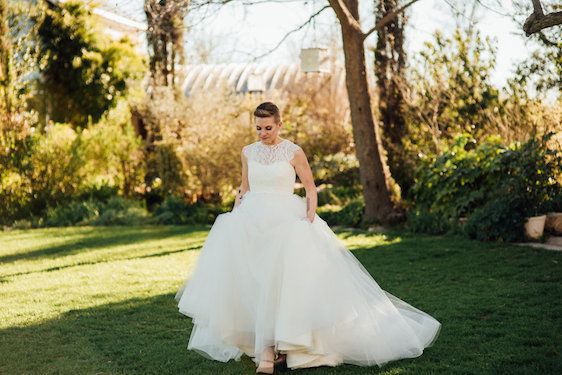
[0,225,209,264]
[0,242,205,281]
[1,226,560,374]
[3,270,558,375]
[0,293,413,375]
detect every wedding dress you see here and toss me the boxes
[175,138,441,369]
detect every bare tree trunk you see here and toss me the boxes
[0,0,14,115]
[374,0,410,195]
[329,0,397,224]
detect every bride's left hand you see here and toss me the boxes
[306,210,315,223]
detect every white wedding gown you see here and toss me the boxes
[175,139,441,369]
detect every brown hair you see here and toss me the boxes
[253,102,281,124]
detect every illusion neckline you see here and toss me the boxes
[259,138,287,148]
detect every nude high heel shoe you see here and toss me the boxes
[256,358,274,374]
[256,346,275,374]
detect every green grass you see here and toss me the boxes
[0,225,560,374]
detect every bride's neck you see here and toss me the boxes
[261,137,283,146]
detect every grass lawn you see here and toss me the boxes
[0,225,560,374]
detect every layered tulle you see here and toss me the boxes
[175,191,441,369]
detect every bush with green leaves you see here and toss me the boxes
[406,209,452,235]
[464,195,527,242]
[44,196,149,227]
[317,197,365,228]
[152,195,227,225]
[409,132,562,240]
[0,111,145,225]
[311,152,362,206]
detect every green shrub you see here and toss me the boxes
[152,196,220,225]
[44,196,148,227]
[45,200,100,227]
[318,198,365,227]
[89,196,148,226]
[406,209,451,235]
[409,131,561,241]
[464,195,526,242]
[312,152,362,205]
[316,184,343,207]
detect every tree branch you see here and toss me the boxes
[523,0,562,36]
[531,0,544,16]
[536,30,558,47]
[363,0,419,40]
[328,0,363,34]
[248,5,331,62]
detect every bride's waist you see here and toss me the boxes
[245,190,295,196]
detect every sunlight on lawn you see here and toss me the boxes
[0,226,208,329]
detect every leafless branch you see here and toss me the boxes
[363,0,419,40]
[247,4,331,62]
[474,0,510,17]
[536,30,559,46]
[330,0,363,34]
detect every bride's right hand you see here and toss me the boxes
[233,192,244,209]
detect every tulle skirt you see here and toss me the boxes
[175,190,441,369]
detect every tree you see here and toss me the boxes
[327,0,418,224]
[402,28,501,154]
[144,0,190,88]
[373,0,409,196]
[36,0,145,126]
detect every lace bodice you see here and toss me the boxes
[242,139,302,194]
[243,139,301,165]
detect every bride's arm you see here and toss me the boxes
[234,147,250,208]
[293,148,317,222]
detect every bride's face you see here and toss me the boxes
[255,116,281,142]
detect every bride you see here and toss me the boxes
[175,102,441,373]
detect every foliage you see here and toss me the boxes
[35,0,145,126]
[44,196,149,227]
[0,101,146,225]
[89,197,149,226]
[311,152,362,206]
[464,195,527,242]
[280,76,353,158]
[400,27,561,198]
[406,209,452,235]
[408,132,562,240]
[81,100,145,197]
[404,28,501,155]
[0,0,40,222]
[152,195,222,225]
[318,197,365,228]
[28,123,86,214]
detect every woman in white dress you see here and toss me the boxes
[175,102,441,373]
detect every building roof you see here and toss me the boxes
[180,62,346,97]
